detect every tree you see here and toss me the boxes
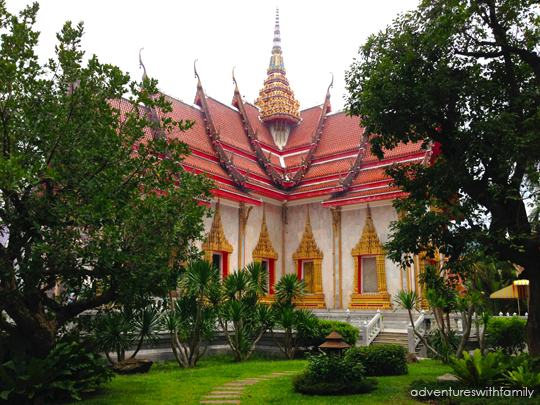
[162,259,220,368]
[345,0,540,357]
[0,2,213,360]
[218,262,273,362]
[269,274,320,359]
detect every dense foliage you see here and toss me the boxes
[311,320,359,347]
[292,351,377,396]
[269,274,321,359]
[0,335,113,404]
[345,0,540,356]
[0,1,213,364]
[163,259,220,367]
[346,344,408,376]
[486,317,527,355]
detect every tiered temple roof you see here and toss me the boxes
[128,10,429,208]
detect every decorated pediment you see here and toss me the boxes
[293,208,323,260]
[253,204,278,260]
[351,205,383,256]
[202,200,233,253]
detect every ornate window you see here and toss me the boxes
[292,208,326,308]
[202,200,233,279]
[252,204,278,294]
[349,205,392,309]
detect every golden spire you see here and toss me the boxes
[254,8,301,130]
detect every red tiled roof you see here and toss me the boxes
[292,179,340,194]
[224,152,269,178]
[304,157,353,180]
[160,95,216,156]
[362,139,425,164]
[283,153,303,167]
[352,167,389,186]
[314,113,364,158]
[326,185,401,202]
[285,106,322,150]
[182,154,229,178]
[244,103,277,149]
[207,97,255,155]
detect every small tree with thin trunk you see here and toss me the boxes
[218,262,272,362]
[270,274,321,359]
[162,259,220,368]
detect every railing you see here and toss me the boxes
[360,311,382,346]
[408,311,427,353]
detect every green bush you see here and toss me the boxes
[486,317,527,354]
[450,349,501,386]
[292,351,377,396]
[304,351,365,384]
[313,320,359,347]
[292,372,377,396]
[345,344,408,376]
[0,335,113,404]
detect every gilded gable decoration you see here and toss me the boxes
[349,205,392,310]
[253,204,279,300]
[202,200,233,254]
[292,207,326,308]
[203,200,233,278]
[253,204,279,260]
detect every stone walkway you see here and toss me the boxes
[200,371,297,404]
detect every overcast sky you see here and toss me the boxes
[8,0,420,112]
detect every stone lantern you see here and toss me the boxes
[318,329,350,360]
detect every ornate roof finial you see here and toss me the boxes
[194,59,202,88]
[139,48,147,82]
[232,67,239,94]
[306,205,311,227]
[254,8,300,132]
[366,204,372,220]
[273,7,281,51]
[327,72,334,96]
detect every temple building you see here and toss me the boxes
[133,10,434,310]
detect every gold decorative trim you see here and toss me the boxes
[293,207,326,309]
[349,205,392,310]
[202,200,234,254]
[252,203,279,260]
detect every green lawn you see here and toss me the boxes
[69,356,451,405]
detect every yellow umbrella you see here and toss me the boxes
[489,280,529,315]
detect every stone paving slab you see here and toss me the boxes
[203,395,241,398]
[224,381,257,386]
[200,401,241,404]
[211,391,243,395]
[213,387,245,390]
[258,375,282,378]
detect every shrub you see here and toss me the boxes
[292,372,377,396]
[486,317,527,354]
[450,349,501,386]
[305,351,365,384]
[292,351,377,396]
[313,320,359,347]
[345,344,408,376]
[0,334,113,404]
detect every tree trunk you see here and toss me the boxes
[525,275,540,357]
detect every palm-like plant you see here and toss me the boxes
[218,262,270,362]
[274,273,306,303]
[270,274,318,359]
[163,259,220,368]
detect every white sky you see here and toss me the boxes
[7,0,420,112]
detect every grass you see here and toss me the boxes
[68,355,530,405]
